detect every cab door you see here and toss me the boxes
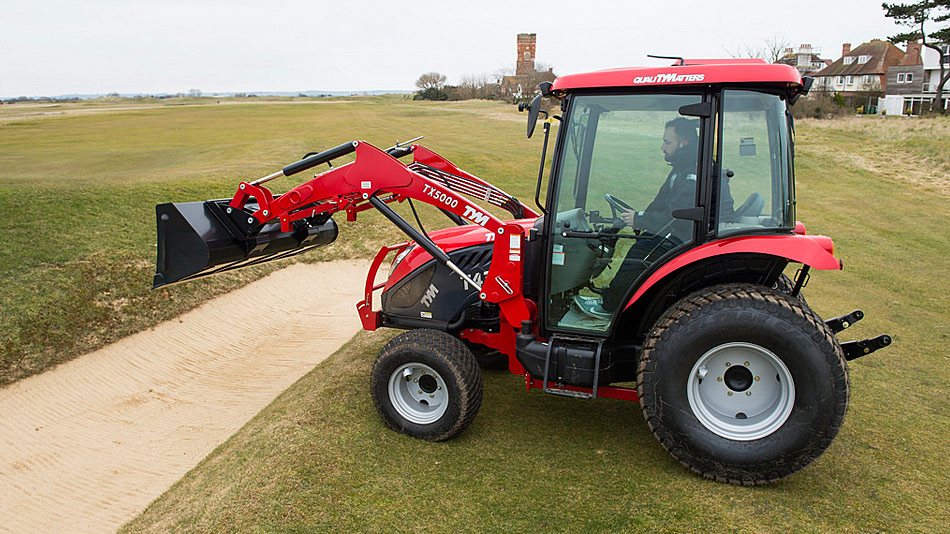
[544,93,704,333]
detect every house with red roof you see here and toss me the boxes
[811,40,905,110]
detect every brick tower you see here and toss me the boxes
[516,33,536,76]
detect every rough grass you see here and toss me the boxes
[117,111,950,532]
[0,96,547,386]
[796,115,950,195]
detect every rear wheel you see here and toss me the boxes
[774,273,808,307]
[371,329,483,441]
[638,284,848,485]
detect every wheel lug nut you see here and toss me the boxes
[725,362,731,367]
[717,377,723,382]
[727,391,733,396]
[438,386,442,390]
[418,390,423,394]
[746,391,752,396]
[755,376,760,381]
[744,361,750,366]
[430,394,435,398]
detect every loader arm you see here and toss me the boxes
[158,140,531,328]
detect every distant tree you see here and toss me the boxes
[414,72,448,100]
[727,34,791,63]
[883,0,950,113]
[455,73,501,100]
[187,88,202,97]
[443,85,461,100]
[790,92,850,119]
[524,62,556,92]
[416,72,446,90]
[491,66,514,87]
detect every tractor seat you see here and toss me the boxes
[732,192,765,221]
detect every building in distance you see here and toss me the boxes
[501,33,555,102]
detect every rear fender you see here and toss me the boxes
[624,234,840,311]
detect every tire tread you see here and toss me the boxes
[371,329,483,442]
[637,283,848,485]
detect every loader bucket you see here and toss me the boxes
[153,200,338,288]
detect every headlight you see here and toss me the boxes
[391,244,415,273]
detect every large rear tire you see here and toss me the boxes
[638,284,849,485]
[371,329,483,441]
[773,273,809,307]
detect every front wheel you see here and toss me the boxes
[638,284,849,485]
[371,329,483,441]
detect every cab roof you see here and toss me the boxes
[551,59,803,92]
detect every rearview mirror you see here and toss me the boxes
[522,94,542,138]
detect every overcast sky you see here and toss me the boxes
[1,0,906,98]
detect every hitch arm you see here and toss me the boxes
[825,310,864,334]
[841,334,892,361]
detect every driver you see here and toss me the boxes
[578,117,731,318]
[619,117,701,242]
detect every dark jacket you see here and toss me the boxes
[635,147,698,242]
[634,146,736,241]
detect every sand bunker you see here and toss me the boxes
[0,260,373,533]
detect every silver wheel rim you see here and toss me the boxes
[388,363,449,425]
[687,342,795,441]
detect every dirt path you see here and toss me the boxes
[0,260,374,533]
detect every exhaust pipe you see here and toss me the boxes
[153,199,337,289]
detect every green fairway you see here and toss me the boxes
[0,97,546,385]
[2,99,948,532]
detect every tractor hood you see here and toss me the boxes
[385,218,538,292]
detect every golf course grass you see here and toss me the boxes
[2,97,947,532]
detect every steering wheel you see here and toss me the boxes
[604,193,636,219]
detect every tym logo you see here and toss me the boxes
[462,270,486,291]
[462,205,489,226]
[633,73,705,84]
[420,283,439,307]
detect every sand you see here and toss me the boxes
[0,260,375,533]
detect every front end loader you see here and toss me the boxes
[154,59,890,485]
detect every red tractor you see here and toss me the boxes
[154,59,890,484]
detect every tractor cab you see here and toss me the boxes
[539,83,796,334]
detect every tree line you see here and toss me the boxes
[414,64,555,103]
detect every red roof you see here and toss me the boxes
[551,60,803,91]
[811,40,904,77]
